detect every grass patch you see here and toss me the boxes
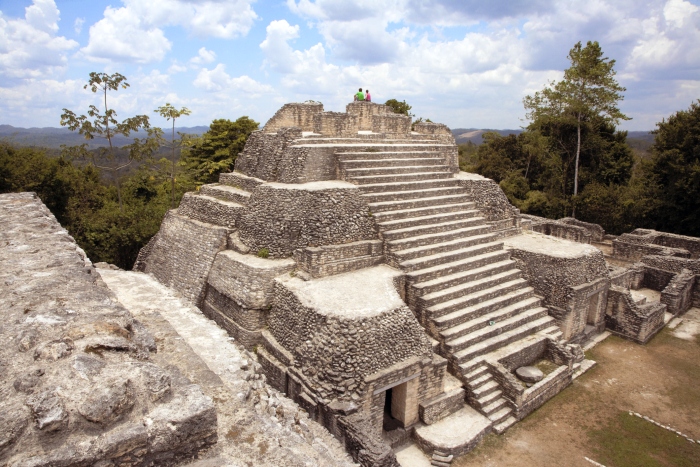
[534,359,560,376]
[588,411,700,467]
[257,248,269,258]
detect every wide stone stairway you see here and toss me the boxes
[338,144,562,433]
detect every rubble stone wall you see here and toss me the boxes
[605,285,666,344]
[263,102,323,132]
[559,217,606,242]
[371,114,412,137]
[177,192,243,229]
[237,183,378,258]
[0,193,217,467]
[346,102,391,131]
[235,128,303,181]
[413,122,454,138]
[293,240,384,278]
[660,269,696,316]
[314,112,359,137]
[454,172,520,225]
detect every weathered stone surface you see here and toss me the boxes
[79,377,135,424]
[26,388,69,431]
[515,366,544,383]
[0,405,30,454]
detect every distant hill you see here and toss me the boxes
[452,127,655,151]
[0,125,211,149]
[451,128,523,145]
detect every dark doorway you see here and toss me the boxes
[383,388,402,432]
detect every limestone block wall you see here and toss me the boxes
[237,182,378,258]
[0,193,216,467]
[346,102,391,131]
[605,285,666,344]
[177,192,243,229]
[660,269,695,316]
[629,228,700,259]
[293,240,384,278]
[613,233,691,262]
[276,145,330,183]
[234,127,303,181]
[267,277,433,403]
[263,102,323,132]
[641,255,700,307]
[371,114,411,137]
[218,171,264,192]
[559,217,606,242]
[137,211,229,307]
[454,171,521,235]
[314,112,359,137]
[522,214,592,244]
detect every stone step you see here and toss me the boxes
[471,380,499,399]
[405,250,511,284]
[444,307,550,353]
[349,171,454,185]
[363,186,466,203]
[378,209,480,233]
[458,333,551,377]
[433,288,536,330]
[359,178,460,194]
[454,317,557,364]
[488,406,513,425]
[368,194,472,212]
[343,164,451,176]
[464,364,489,383]
[199,183,251,204]
[470,373,492,389]
[382,217,485,242]
[337,151,447,161]
[427,279,531,320]
[176,193,244,229]
[218,172,263,192]
[388,224,495,254]
[440,298,543,342]
[493,415,517,434]
[340,157,446,169]
[411,259,517,297]
[372,202,475,222]
[393,233,498,262]
[419,268,522,308]
[476,389,502,408]
[482,397,509,416]
[399,241,503,273]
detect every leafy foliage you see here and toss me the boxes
[181,117,259,185]
[384,99,414,117]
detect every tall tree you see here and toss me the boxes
[154,103,191,209]
[181,117,259,185]
[60,72,153,211]
[523,41,630,215]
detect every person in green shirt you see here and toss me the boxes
[354,88,365,101]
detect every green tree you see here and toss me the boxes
[181,117,259,185]
[640,100,700,236]
[154,103,191,208]
[60,72,154,211]
[384,99,414,117]
[523,41,630,214]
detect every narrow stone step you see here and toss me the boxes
[363,186,465,203]
[419,268,521,307]
[373,202,475,222]
[488,406,513,425]
[360,178,460,194]
[454,316,556,364]
[444,307,550,353]
[343,164,451,176]
[393,233,498,262]
[378,209,480,232]
[368,194,471,212]
[493,415,517,434]
[199,183,250,204]
[399,241,503,273]
[470,373,492,389]
[411,259,517,297]
[440,298,543,341]
[433,287,535,329]
[337,151,446,161]
[476,389,502,407]
[427,279,529,318]
[465,364,489,383]
[340,157,446,169]
[382,217,485,241]
[405,250,512,285]
[482,397,509,416]
[472,380,499,399]
[389,225,496,256]
[349,171,453,185]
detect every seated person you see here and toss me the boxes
[354,88,365,101]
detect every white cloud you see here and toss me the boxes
[74,17,84,34]
[663,0,699,28]
[0,0,78,80]
[193,64,274,95]
[81,0,258,64]
[260,20,302,73]
[190,47,217,65]
[168,62,188,74]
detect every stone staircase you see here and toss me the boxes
[338,147,562,430]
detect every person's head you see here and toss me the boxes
[358,88,362,92]
[366,89,370,93]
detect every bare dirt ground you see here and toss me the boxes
[453,312,700,467]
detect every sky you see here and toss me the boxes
[1,0,699,131]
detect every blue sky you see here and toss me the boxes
[1,0,699,131]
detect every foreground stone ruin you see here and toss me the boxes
[4,101,700,466]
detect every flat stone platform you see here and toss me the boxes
[414,406,492,458]
[504,231,601,258]
[281,265,405,318]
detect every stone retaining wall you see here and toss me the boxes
[263,102,323,132]
[346,102,392,131]
[605,285,666,344]
[314,112,359,137]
